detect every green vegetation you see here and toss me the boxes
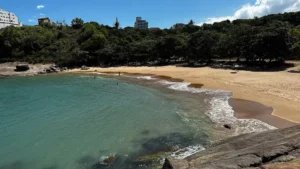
[1,11,300,69]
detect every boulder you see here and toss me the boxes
[46,69,52,73]
[50,66,60,72]
[38,70,47,74]
[81,65,89,70]
[15,65,30,71]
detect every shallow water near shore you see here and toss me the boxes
[0,74,215,169]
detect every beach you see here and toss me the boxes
[70,65,300,128]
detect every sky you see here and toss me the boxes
[2,0,300,28]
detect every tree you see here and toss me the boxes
[154,35,186,63]
[187,30,219,63]
[114,17,120,29]
[188,20,195,25]
[71,18,84,29]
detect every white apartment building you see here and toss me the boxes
[0,8,23,29]
[134,17,148,29]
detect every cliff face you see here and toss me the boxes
[163,125,300,169]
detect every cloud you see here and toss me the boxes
[28,19,36,22]
[40,13,45,16]
[198,0,300,25]
[37,5,45,9]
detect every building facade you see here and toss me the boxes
[0,9,23,29]
[172,23,185,29]
[134,17,148,29]
[38,17,55,26]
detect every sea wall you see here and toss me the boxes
[163,125,300,169]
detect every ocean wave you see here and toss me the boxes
[157,80,276,135]
[207,96,277,135]
[170,145,205,159]
[89,72,105,75]
[89,72,277,135]
[135,76,155,80]
[157,80,230,95]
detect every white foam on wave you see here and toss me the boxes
[89,72,105,75]
[170,145,205,160]
[207,96,277,135]
[158,80,230,95]
[135,76,155,80]
[88,72,121,76]
[158,80,276,135]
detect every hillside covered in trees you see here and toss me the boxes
[1,11,300,69]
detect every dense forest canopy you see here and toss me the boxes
[1,11,300,68]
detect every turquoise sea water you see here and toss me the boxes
[0,74,211,169]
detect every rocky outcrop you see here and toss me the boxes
[81,65,89,70]
[44,65,61,74]
[0,62,62,76]
[15,64,30,71]
[163,125,300,169]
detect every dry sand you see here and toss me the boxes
[69,65,300,126]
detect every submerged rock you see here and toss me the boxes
[103,156,117,164]
[91,155,118,169]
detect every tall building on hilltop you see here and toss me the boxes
[134,17,148,29]
[38,17,55,26]
[0,8,23,29]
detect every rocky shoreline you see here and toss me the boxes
[163,125,300,169]
[0,62,65,77]
[3,64,300,168]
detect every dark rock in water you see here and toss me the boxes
[164,125,300,169]
[103,156,117,164]
[91,156,118,169]
[15,65,29,71]
[223,124,232,129]
[140,133,199,154]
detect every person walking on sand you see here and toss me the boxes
[118,72,121,76]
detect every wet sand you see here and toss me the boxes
[229,98,297,128]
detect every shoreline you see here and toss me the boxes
[67,66,300,128]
